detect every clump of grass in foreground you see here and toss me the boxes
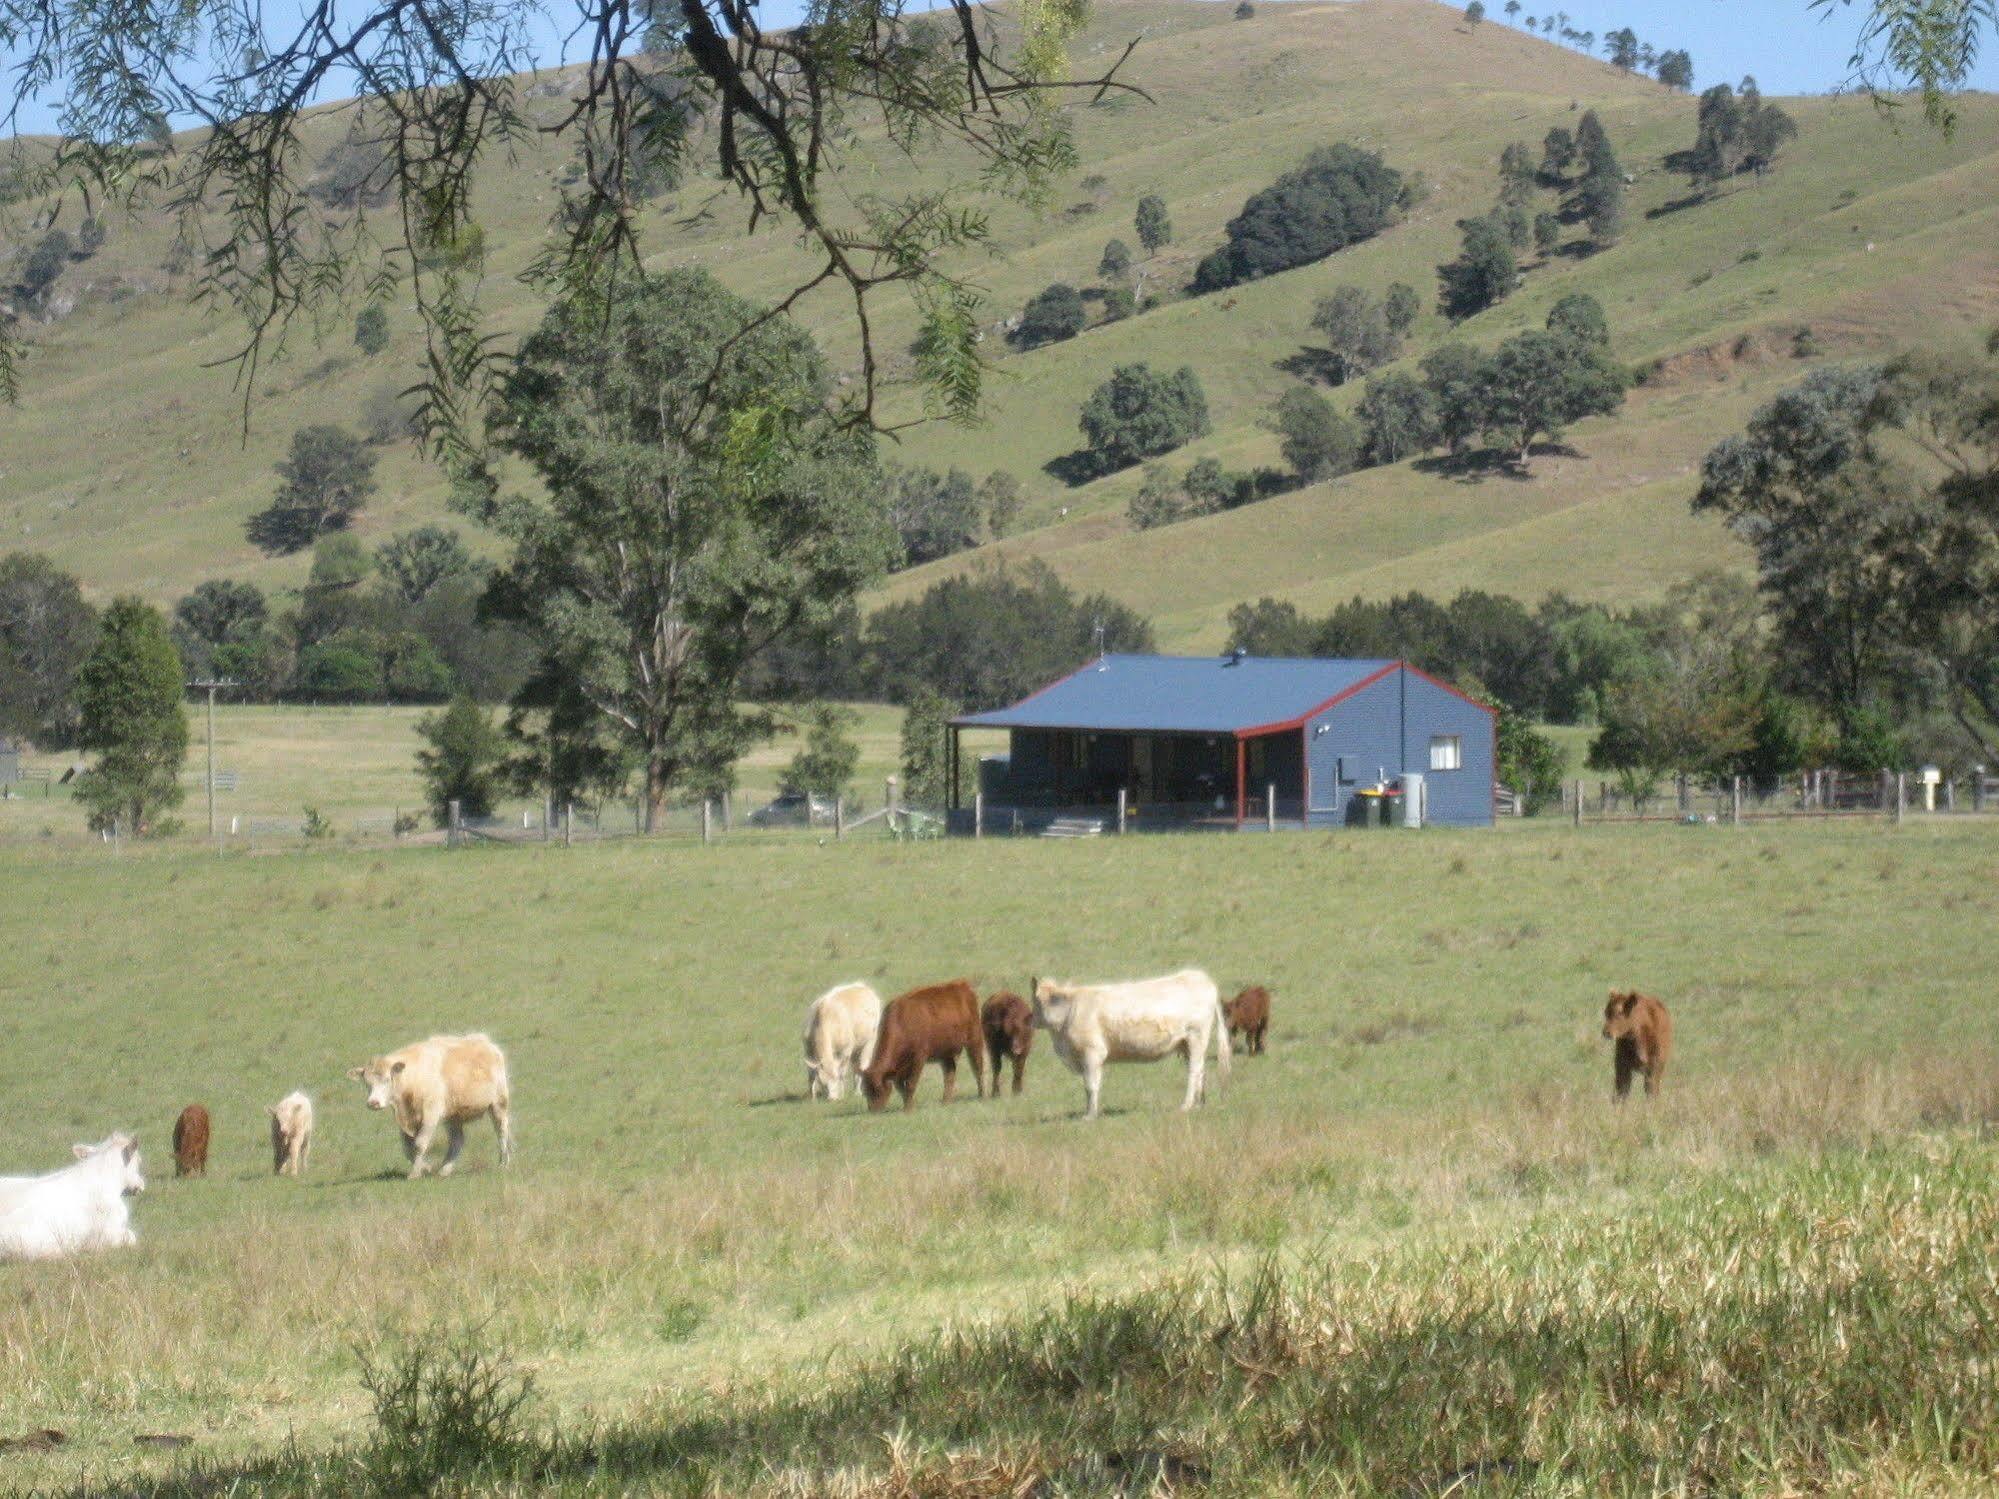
[94,1138,1999,1496]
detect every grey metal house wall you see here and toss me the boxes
[1402,670,1495,826]
[1305,672,1401,827]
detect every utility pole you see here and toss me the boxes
[187,679,238,841]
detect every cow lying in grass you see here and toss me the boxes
[861,981,987,1112]
[982,992,1034,1097]
[0,1133,145,1260]
[803,982,883,1101]
[1602,989,1672,1100]
[348,1034,514,1179]
[1030,969,1230,1119]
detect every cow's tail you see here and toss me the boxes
[1212,995,1232,1082]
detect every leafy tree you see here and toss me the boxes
[1533,211,1561,254]
[1744,101,1799,175]
[1078,363,1211,472]
[980,470,1024,538]
[72,599,187,834]
[898,687,957,806]
[0,0,1127,427]
[76,215,106,255]
[1574,110,1618,179]
[1193,144,1404,292]
[1480,328,1625,463]
[1437,213,1516,320]
[353,303,389,356]
[886,465,983,566]
[784,704,860,799]
[1504,0,1521,17]
[1495,705,1564,812]
[1181,457,1237,515]
[1357,371,1438,465]
[1098,239,1133,281]
[1656,48,1694,89]
[172,579,267,677]
[1546,292,1609,346]
[415,694,505,825]
[1127,464,1188,530]
[501,654,633,812]
[1271,385,1360,482]
[247,424,377,555]
[1420,343,1492,454]
[1016,282,1087,348]
[1497,140,1535,203]
[1693,365,1914,731]
[1383,282,1421,336]
[1498,203,1531,250]
[1135,194,1173,255]
[0,552,97,745]
[864,559,1153,710]
[296,636,384,701]
[1309,286,1400,384]
[479,267,896,832]
[1581,170,1626,246]
[1602,26,1640,69]
[1103,285,1136,321]
[17,229,72,303]
[1690,83,1746,191]
[1234,1,1254,17]
[1465,0,1486,24]
[377,526,474,605]
[1830,0,1999,132]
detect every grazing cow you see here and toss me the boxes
[347,1033,514,1179]
[268,1092,314,1177]
[1224,986,1271,1055]
[1030,969,1230,1119]
[171,1105,209,1178]
[1602,989,1672,1100]
[860,981,987,1112]
[0,1134,145,1261]
[802,982,884,1101]
[982,992,1034,1097]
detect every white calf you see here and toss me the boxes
[802,982,884,1101]
[1030,969,1231,1119]
[0,1133,146,1261]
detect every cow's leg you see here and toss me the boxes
[492,1098,514,1166]
[406,1116,440,1178]
[1613,1045,1635,1102]
[899,1061,918,1111]
[1182,1038,1207,1111]
[940,1054,958,1104]
[1011,1053,1026,1097]
[1083,1053,1104,1119]
[970,1030,989,1099]
[437,1120,468,1176]
[1643,1056,1664,1098]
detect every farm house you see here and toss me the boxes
[950,654,1495,832]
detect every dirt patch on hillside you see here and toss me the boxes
[1636,325,1874,389]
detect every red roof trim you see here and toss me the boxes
[1402,661,1499,718]
[1234,661,1400,738]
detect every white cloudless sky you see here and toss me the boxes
[3,0,1996,137]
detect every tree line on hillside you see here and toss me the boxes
[1484,2,1694,92]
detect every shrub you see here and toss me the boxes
[358,1335,535,1490]
[415,695,506,826]
[1194,144,1404,292]
[1078,363,1211,472]
[1016,282,1086,348]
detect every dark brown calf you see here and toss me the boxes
[1601,990,1672,1100]
[172,1105,210,1178]
[982,993,1034,1097]
[862,981,987,1112]
[1224,986,1271,1055]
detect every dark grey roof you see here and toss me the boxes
[954,654,1401,735]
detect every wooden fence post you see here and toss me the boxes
[542,794,553,843]
[835,796,845,840]
[1266,782,1276,833]
[448,799,462,849]
[1894,772,1906,824]
[1117,787,1127,835]
[564,802,573,848]
[721,790,732,832]
[1571,780,1582,827]
[1731,776,1742,825]
[973,791,983,840]
[702,798,712,845]
[1975,768,1987,813]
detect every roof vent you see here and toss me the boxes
[1225,647,1246,666]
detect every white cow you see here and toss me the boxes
[0,1133,146,1261]
[1030,969,1230,1119]
[802,981,884,1101]
[348,1033,513,1179]
[268,1091,315,1177]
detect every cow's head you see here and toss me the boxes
[1029,978,1071,1031]
[75,1133,144,1195]
[347,1059,403,1110]
[859,1068,891,1113]
[1601,990,1641,1041]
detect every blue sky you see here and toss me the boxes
[4,0,1995,137]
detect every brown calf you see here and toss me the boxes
[862,981,987,1112]
[172,1105,210,1178]
[982,993,1034,1097]
[1224,986,1271,1055]
[1601,990,1672,1100]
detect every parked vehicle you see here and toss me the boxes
[748,791,836,827]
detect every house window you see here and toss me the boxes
[1429,734,1462,772]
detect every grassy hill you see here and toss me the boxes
[4,0,1998,647]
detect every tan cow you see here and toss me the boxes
[802,982,884,1101]
[1030,969,1230,1119]
[267,1091,314,1178]
[347,1034,514,1179]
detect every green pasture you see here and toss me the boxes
[1,815,1995,1490]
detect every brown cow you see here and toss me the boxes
[982,993,1034,1097]
[1224,986,1271,1055]
[171,1105,209,1178]
[1602,989,1672,1100]
[861,981,987,1112]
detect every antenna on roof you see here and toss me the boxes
[1226,646,1246,666]
[1092,616,1106,658]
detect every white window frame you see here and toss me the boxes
[1429,734,1463,772]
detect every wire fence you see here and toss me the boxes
[1533,770,1999,826]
